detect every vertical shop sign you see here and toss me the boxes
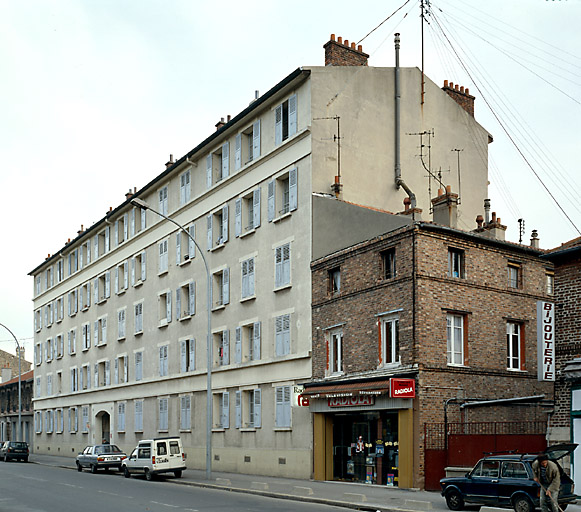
[537,301,555,381]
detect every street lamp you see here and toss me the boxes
[0,323,22,442]
[130,198,213,480]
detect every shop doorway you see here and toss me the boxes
[332,411,399,485]
[96,411,110,444]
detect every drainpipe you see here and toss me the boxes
[394,33,417,209]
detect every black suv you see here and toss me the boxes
[440,444,578,512]
[0,441,29,462]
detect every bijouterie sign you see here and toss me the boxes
[537,301,555,382]
[328,396,375,407]
[390,378,416,398]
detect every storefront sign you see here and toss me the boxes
[328,395,375,407]
[537,301,555,381]
[293,385,310,407]
[390,378,416,398]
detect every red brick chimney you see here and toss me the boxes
[324,34,369,66]
[442,80,475,117]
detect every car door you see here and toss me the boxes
[136,444,151,472]
[497,461,535,507]
[154,440,170,472]
[168,440,182,469]
[464,460,500,505]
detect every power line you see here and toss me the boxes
[357,0,416,45]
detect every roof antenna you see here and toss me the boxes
[518,218,525,244]
[452,148,463,204]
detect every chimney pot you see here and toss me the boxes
[444,80,449,87]
[227,114,231,122]
[437,188,444,196]
[134,186,137,193]
[445,185,452,194]
[344,39,349,46]
[455,84,459,91]
[465,88,469,95]
[491,212,497,223]
[338,36,343,43]
[331,33,336,41]
[403,197,411,212]
[357,44,362,51]
[350,42,355,49]
[476,215,484,228]
[450,82,454,88]
[460,86,464,93]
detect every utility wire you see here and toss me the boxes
[357,0,416,45]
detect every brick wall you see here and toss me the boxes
[323,34,369,67]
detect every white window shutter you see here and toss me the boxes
[222,330,230,365]
[241,261,248,298]
[176,288,181,320]
[79,247,83,269]
[188,224,196,259]
[79,287,84,310]
[86,284,91,307]
[283,314,291,355]
[289,167,298,211]
[94,234,99,260]
[189,339,195,370]
[105,226,110,253]
[222,267,230,305]
[235,198,241,238]
[166,291,172,323]
[206,154,212,189]
[124,358,128,382]
[123,262,128,289]
[123,213,128,241]
[105,271,111,298]
[254,389,261,428]
[141,251,147,282]
[141,208,146,231]
[288,94,297,137]
[131,208,136,237]
[248,258,255,296]
[176,232,181,265]
[207,215,212,250]
[114,359,119,384]
[275,247,282,287]
[115,220,119,246]
[253,321,261,360]
[235,326,242,364]
[253,120,260,158]
[222,205,228,243]
[222,392,229,428]
[189,281,195,315]
[102,318,107,343]
[275,316,283,356]
[180,340,186,372]
[115,266,119,294]
[94,278,98,304]
[235,390,241,428]
[253,188,261,228]
[105,360,110,386]
[94,321,98,345]
[275,104,283,145]
[235,133,241,170]
[222,142,229,179]
[268,180,275,221]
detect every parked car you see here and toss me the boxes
[440,444,578,512]
[122,437,186,480]
[0,441,29,462]
[76,444,127,473]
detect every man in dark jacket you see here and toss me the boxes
[532,454,560,512]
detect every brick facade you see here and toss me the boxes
[323,34,369,67]
[309,222,554,488]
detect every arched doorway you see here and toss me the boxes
[95,411,111,444]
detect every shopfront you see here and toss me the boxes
[304,377,415,488]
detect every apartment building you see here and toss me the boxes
[0,370,34,446]
[29,35,492,478]
[304,193,555,489]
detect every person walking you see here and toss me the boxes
[533,454,560,512]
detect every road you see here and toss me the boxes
[0,461,348,512]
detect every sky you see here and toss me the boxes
[1,0,579,359]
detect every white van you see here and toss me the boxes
[122,437,186,480]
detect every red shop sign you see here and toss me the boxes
[390,378,415,398]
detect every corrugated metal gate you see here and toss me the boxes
[424,421,547,491]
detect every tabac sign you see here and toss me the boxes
[537,301,555,381]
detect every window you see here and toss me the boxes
[328,328,343,374]
[95,360,111,387]
[68,407,78,433]
[46,410,54,434]
[34,309,42,332]
[507,321,524,370]
[135,351,143,381]
[68,249,79,276]
[132,251,147,286]
[94,317,107,346]
[45,338,54,362]
[241,258,255,299]
[268,168,298,221]
[328,267,341,295]
[447,313,465,366]
[159,345,169,376]
[118,309,126,340]
[115,355,128,384]
[95,271,111,303]
[234,322,261,363]
[235,120,261,170]
[55,334,64,359]
[275,385,291,428]
[244,389,262,428]
[472,460,499,478]
[35,275,41,296]
[45,303,53,328]
[47,374,52,395]
[66,328,76,355]
[46,266,54,289]
[56,409,64,433]
[508,262,521,289]
[380,248,396,279]
[501,461,529,479]
[275,243,291,288]
[380,316,400,366]
[235,189,261,237]
[80,240,91,268]
[82,406,89,433]
[70,367,78,392]
[159,239,169,274]
[448,248,465,278]
[275,314,291,356]
[55,296,64,322]
[177,281,195,320]
[56,259,64,283]
[215,330,230,366]
[206,142,230,188]
[212,268,230,308]
[275,94,297,145]
[68,289,78,316]
[215,392,229,428]
[134,303,143,334]
[158,186,168,216]
[35,411,43,433]
[115,261,129,294]
[94,226,110,259]
[130,205,147,236]
[35,343,42,366]
[207,205,229,249]
[176,225,196,265]
[546,271,554,295]
[158,290,172,326]
[117,403,126,432]
[180,170,191,206]
[56,371,62,394]
[82,323,91,351]
[180,395,191,430]
[180,338,195,372]
[115,213,128,246]
[78,282,90,311]
[36,377,41,397]
[81,364,91,390]
[158,398,169,431]
[134,400,143,432]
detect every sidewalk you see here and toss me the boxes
[29,453,446,512]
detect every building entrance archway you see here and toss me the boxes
[95,410,111,444]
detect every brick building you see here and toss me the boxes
[304,194,555,489]
[543,238,581,489]
[0,370,34,446]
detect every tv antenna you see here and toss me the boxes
[408,129,443,206]
[314,116,342,196]
[518,218,525,244]
[451,148,463,204]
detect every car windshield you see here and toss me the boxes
[95,445,122,454]
[10,442,27,449]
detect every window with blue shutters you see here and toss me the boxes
[275,94,297,145]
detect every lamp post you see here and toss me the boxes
[130,198,213,480]
[0,323,22,442]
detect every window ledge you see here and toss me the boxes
[56,319,63,324]
[447,363,469,368]
[210,243,226,253]
[158,321,169,329]
[117,336,126,342]
[507,368,527,373]
[240,295,256,304]
[96,299,107,305]
[179,429,192,433]
[274,427,292,432]
[133,280,144,288]
[116,289,126,297]
[178,259,192,267]
[212,428,226,432]
[274,283,292,293]
[240,428,258,432]
[212,304,226,312]
[240,228,256,239]
[178,315,192,322]
[96,342,107,348]
[134,331,143,337]
[273,212,292,224]
[158,269,169,277]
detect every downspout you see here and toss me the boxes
[394,33,417,209]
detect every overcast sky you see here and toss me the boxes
[1,0,579,359]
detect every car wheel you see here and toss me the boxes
[174,470,182,478]
[90,464,97,474]
[76,461,82,472]
[123,466,131,479]
[445,489,465,511]
[513,496,533,512]
[144,467,152,481]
